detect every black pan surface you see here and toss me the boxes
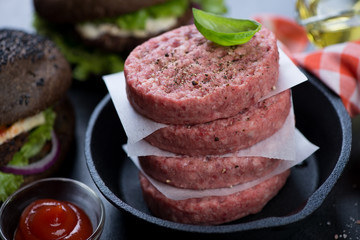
[85,70,351,238]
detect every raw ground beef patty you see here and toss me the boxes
[125,24,279,125]
[145,89,291,156]
[139,155,281,190]
[139,169,290,225]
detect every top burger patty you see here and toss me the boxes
[125,25,279,125]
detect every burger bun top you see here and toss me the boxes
[0,29,72,126]
[33,0,170,24]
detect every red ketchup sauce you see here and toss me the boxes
[14,199,93,240]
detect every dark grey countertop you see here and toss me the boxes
[1,0,359,239]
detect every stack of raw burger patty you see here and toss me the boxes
[124,24,291,225]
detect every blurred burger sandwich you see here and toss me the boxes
[32,0,227,81]
[0,29,74,202]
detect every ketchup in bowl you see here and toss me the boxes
[14,199,92,240]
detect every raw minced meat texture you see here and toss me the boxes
[125,24,279,124]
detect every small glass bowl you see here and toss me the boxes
[0,177,105,240]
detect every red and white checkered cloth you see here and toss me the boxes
[254,14,360,117]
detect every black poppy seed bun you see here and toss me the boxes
[33,0,170,24]
[0,29,72,126]
[0,29,74,193]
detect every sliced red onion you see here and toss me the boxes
[0,131,60,175]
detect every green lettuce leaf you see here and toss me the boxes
[105,0,189,30]
[10,109,55,166]
[0,173,23,202]
[192,0,228,14]
[0,109,56,202]
[148,0,189,18]
[115,9,148,30]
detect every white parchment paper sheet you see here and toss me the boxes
[126,128,318,200]
[125,101,296,159]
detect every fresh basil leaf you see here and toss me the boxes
[193,8,261,46]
